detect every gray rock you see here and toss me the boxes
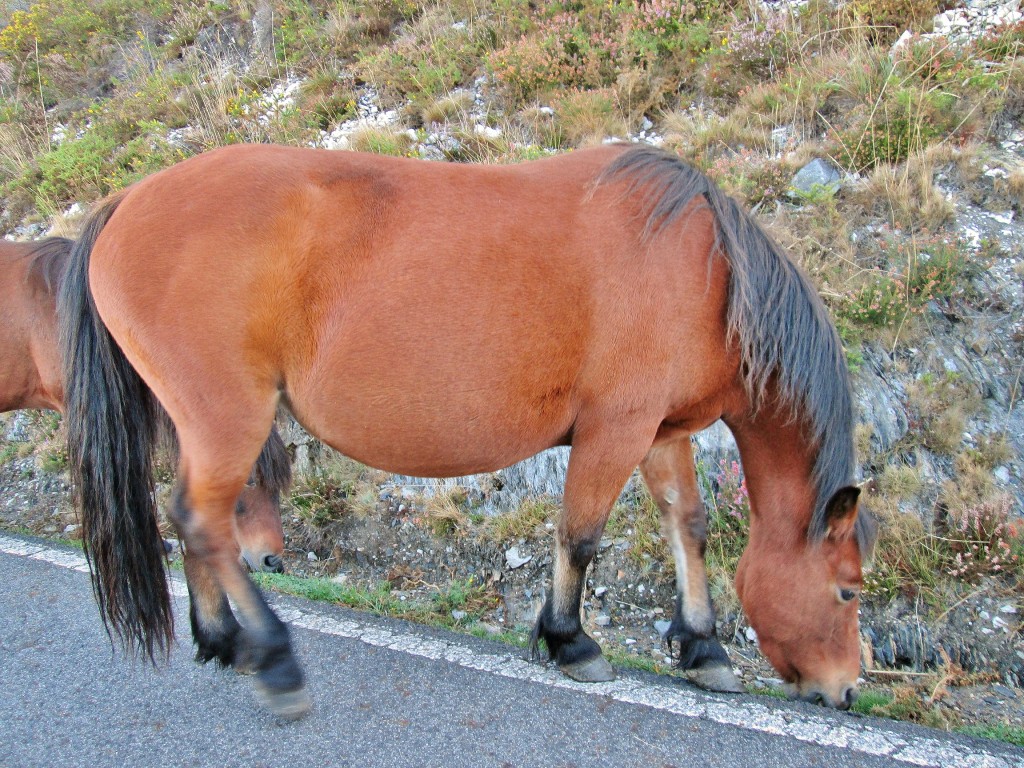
[654,619,672,636]
[594,614,612,627]
[789,158,842,198]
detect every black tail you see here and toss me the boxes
[58,192,174,661]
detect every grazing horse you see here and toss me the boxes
[0,236,290,664]
[59,143,874,719]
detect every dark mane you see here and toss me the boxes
[23,236,74,296]
[253,425,292,495]
[600,145,873,554]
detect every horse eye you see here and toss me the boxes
[838,588,857,602]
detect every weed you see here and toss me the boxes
[288,455,379,525]
[0,443,17,467]
[851,683,956,729]
[547,88,627,147]
[486,496,556,543]
[39,447,67,473]
[345,127,414,156]
[846,0,940,45]
[431,576,499,622]
[862,503,943,601]
[423,487,472,537]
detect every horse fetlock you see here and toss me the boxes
[189,595,241,668]
[530,600,612,681]
[665,609,726,668]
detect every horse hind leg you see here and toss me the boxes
[172,439,310,719]
[532,426,654,683]
[640,438,744,693]
[173,484,268,675]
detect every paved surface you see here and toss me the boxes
[0,534,1021,768]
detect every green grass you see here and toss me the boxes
[956,723,1024,747]
[252,572,499,630]
[851,689,895,714]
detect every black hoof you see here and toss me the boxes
[561,654,616,682]
[530,601,614,683]
[663,606,741,691]
[254,645,310,719]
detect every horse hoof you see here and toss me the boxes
[688,664,744,693]
[560,655,616,683]
[255,682,312,720]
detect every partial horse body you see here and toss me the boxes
[0,237,290,660]
[59,144,874,719]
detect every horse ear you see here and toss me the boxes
[824,486,860,542]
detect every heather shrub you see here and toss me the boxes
[838,237,970,329]
[702,459,750,573]
[488,11,620,102]
[700,12,794,100]
[705,148,793,207]
[846,0,939,45]
[942,496,1022,581]
[973,19,1024,61]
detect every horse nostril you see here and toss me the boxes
[840,686,857,710]
[262,554,284,573]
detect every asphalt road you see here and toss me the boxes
[1,534,1020,768]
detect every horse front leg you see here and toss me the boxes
[640,438,744,693]
[531,427,652,682]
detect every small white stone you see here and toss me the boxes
[474,124,501,139]
[745,627,758,643]
[505,547,531,569]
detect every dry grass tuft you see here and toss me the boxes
[850,153,954,232]
[485,496,557,543]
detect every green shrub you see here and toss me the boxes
[33,122,183,211]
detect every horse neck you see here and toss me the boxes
[725,402,817,551]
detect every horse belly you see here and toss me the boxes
[288,286,584,478]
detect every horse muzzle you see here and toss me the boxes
[241,552,285,574]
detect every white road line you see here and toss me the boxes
[1,535,1016,768]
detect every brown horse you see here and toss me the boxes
[59,143,874,719]
[0,236,291,666]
